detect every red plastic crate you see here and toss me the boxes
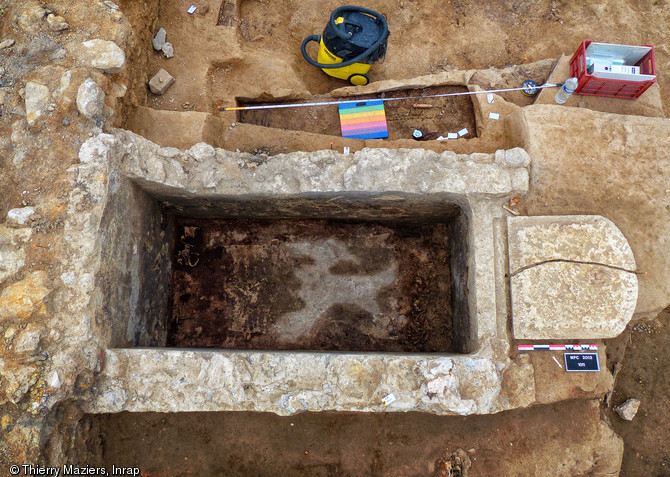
[569,40,656,99]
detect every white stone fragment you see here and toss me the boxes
[82,39,126,73]
[47,370,61,388]
[152,27,167,51]
[188,142,216,162]
[46,13,69,31]
[161,42,174,58]
[24,82,50,126]
[77,79,106,119]
[615,398,640,421]
[7,207,36,227]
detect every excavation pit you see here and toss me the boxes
[168,214,463,353]
[237,85,477,140]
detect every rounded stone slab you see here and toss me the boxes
[507,215,636,274]
[511,261,638,339]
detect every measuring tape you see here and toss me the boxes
[220,83,560,111]
[517,344,598,351]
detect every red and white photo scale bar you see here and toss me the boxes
[517,344,599,351]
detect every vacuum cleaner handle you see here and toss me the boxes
[301,6,389,70]
[329,6,387,40]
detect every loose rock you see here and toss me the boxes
[0,271,50,320]
[77,79,106,119]
[615,398,641,421]
[24,82,51,126]
[152,27,167,51]
[82,39,126,74]
[148,69,175,95]
[7,207,36,227]
[0,39,15,49]
[161,42,174,58]
[46,13,69,31]
[18,5,46,33]
[50,48,67,60]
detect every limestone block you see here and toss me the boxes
[82,39,126,73]
[508,215,638,339]
[508,215,636,273]
[24,82,50,126]
[511,261,637,339]
[76,79,105,119]
[148,69,175,95]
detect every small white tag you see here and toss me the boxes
[489,112,500,120]
[436,135,447,141]
[458,128,468,137]
[187,5,196,13]
[487,94,494,104]
[343,146,350,154]
[382,393,396,406]
[447,133,458,139]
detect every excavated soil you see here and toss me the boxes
[92,399,610,476]
[238,86,477,140]
[605,305,670,473]
[168,218,453,352]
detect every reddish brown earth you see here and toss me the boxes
[168,218,453,352]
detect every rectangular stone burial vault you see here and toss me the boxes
[69,132,635,416]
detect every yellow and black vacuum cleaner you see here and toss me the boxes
[301,6,389,86]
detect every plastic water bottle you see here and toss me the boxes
[554,77,578,104]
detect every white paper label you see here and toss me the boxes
[458,128,468,137]
[382,393,396,406]
[489,112,500,120]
